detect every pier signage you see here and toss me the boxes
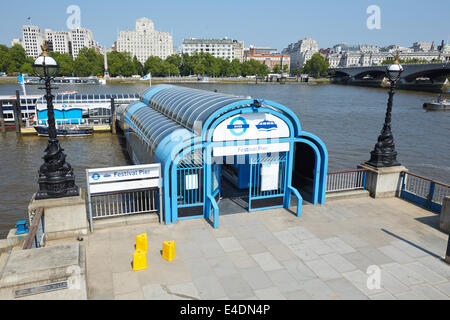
[86,164,162,194]
[213,142,290,157]
[88,164,160,184]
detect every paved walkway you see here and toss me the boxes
[84,197,450,300]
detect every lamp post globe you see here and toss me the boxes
[34,44,79,200]
[366,55,403,168]
[32,55,59,79]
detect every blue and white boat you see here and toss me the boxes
[256,120,277,131]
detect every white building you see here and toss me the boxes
[70,28,97,59]
[182,38,234,60]
[413,42,433,52]
[282,38,319,71]
[20,25,97,59]
[22,25,45,58]
[45,29,71,55]
[117,18,173,64]
[232,40,245,62]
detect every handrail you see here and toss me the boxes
[327,168,367,175]
[288,186,303,217]
[207,194,219,228]
[23,207,44,250]
[401,171,450,188]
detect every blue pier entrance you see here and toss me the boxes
[117,85,328,228]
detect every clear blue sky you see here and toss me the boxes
[1,0,449,50]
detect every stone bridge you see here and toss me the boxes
[329,62,450,92]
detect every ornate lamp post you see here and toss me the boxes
[366,55,403,168]
[33,44,79,199]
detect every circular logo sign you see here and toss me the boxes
[91,173,100,181]
[227,116,249,137]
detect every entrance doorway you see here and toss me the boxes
[215,151,288,215]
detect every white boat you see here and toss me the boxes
[423,98,450,111]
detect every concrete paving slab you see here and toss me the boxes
[325,278,369,300]
[217,236,244,253]
[241,267,273,290]
[254,287,286,300]
[251,252,283,272]
[193,275,227,300]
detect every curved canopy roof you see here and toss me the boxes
[142,85,251,132]
[123,101,194,161]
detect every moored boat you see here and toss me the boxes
[34,124,94,136]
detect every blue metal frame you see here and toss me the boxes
[120,85,329,228]
[400,172,443,213]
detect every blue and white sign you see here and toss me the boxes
[88,164,160,184]
[213,113,290,142]
[226,116,250,136]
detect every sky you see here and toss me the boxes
[1,0,449,51]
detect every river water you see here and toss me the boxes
[0,82,449,237]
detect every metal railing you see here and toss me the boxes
[400,171,450,213]
[326,169,367,193]
[23,207,45,250]
[90,188,159,219]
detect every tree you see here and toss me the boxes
[272,64,281,74]
[132,56,144,76]
[6,44,28,75]
[230,59,241,76]
[0,44,9,73]
[49,51,74,76]
[302,53,329,78]
[282,64,289,74]
[73,48,103,76]
[144,56,164,76]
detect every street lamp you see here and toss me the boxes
[33,44,79,199]
[366,54,403,168]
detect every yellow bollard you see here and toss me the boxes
[136,233,148,253]
[132,249,147,271]
[162,241,176,262]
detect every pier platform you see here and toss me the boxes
[74,197,450,300]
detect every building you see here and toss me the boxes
[22,25,45,58]
[19,25,97,59]
[70,28,97,59]
[232,40,245,62]
[117,18,173,64]
[282,38,319,72]
[117,85,328,227]
[45,30,71,55]
[182,38,234,60]
[244,46,290,72]
[413,42,433,52]
[326,40,450,68]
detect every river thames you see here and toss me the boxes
[0,82,449,237]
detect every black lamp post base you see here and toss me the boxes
[35,181,79,200]
[366,150,401,168]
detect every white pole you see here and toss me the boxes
[149,72,152,87]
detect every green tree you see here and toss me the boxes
[0,44,9,73]
[230,59,241,76]
[302,53,329,78]
[272,64,281,74]
[6,44,28,75]
[73,48,103,76]
[132,56,144,76]
[107,51,134,77]
[144,56,164,76]
[49,51,74,76]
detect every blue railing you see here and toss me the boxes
[400,171,450,213]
